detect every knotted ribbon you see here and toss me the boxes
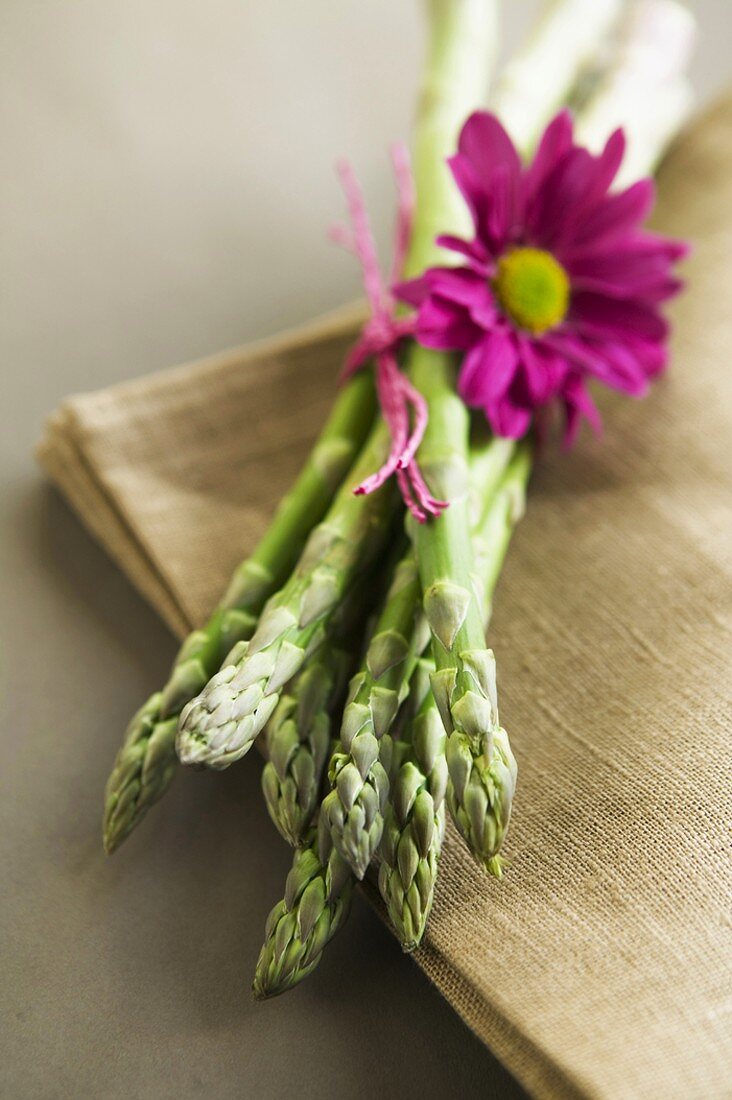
[330,146,447,523]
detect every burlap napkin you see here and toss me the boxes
[37,96,731,1099]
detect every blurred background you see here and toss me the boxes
[1,3,730,1099]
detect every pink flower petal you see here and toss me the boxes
[416,295,481,350]
[468,291,499,329]
[530,133,628,255]
[567,234,687,302]
[622,332,669,378]
[590,128,626,199]
[424,265,489,306]
[570,291,669,343]
[393,274,430,307]
[401,264,498,331]
[522,110,574,210]
[457,111,522,191]
[448,153,516,253]
[572,272,684,304]
[633,231,690,263]
[458,326,518,408]
[447,153,493,242]
[457,340,493,406]
[547,330,648,397]
[448,113,522,250]
[435,233,493,273]
[517,336,567,404]
[589,340,650,397]
[485,164,514,251]
[568,179,655,251]
[527,146,598,249]
[486,393,533,439]
[562,374,602,448]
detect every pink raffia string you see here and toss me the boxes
[329,146,447,523]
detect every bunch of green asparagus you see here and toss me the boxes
[102,0,694,999]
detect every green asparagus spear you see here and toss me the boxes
[176,421,396,770]
[402,37,524,874]
[261,645,350,847]
[400,35,526,871]
[259,559,386,847]
[408,344,520,874]
[380,444,532,948]
[102,371,375,853]
[379,694,447,951]
[252,815,354,999]
[320,553,430,879]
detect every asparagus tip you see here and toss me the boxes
[102,814,123,856]
[485,854,507,879]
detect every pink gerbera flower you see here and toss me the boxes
[396,110,688,444]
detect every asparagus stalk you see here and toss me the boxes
[260,549,389,847]
[103,370,375,853]
[406,335,522,876]
[253,659,420,1002]
[320,552,429,879]
[252,818,354,999]
[379,670,446,952]
[176,421,396,769]
[470,439,533,630]
[491,0,623,153]
[380,443,532,947]
[385,0,541,885]
[400,154,521,876]
[443,442,532,873]
[575,0,695,188]
[359,0,517,881]
[261,645,350,847]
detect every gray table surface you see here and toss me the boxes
[2,3,728,1097]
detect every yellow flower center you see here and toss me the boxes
[493,247,570,334]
